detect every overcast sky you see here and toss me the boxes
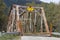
[40,0,60,3]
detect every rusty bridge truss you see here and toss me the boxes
[7,4,50,36]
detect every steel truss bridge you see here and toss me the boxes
[7,4,50,36]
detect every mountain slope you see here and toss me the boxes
[4,0,41,7]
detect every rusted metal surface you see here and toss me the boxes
[7,4,50,36]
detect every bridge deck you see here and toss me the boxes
[21,36,60,40]
[22,32,50,36]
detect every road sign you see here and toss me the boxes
[27,6,34,12]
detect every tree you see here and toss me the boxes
[0,0,8,32]
[44,2,60,32]
[26,2,60,32]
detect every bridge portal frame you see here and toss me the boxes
[7,4,50,36]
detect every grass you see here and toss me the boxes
[0,33,21,40]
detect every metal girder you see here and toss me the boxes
[7,4,50,36]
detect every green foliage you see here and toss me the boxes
[0,0,6,11]
[0,34,19,40]
[45,3,60,32]
[0,0,8,32]
[0,0,60,32]
[26,2,36,6]
[26,2,60,32]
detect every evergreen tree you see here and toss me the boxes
[0,0,7,32]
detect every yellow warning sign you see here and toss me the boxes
[27,6,34,12]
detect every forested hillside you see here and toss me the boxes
[26,2,60,32]
[4,0,41,7]
[0,0,8,32]
[0,0,60,32]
